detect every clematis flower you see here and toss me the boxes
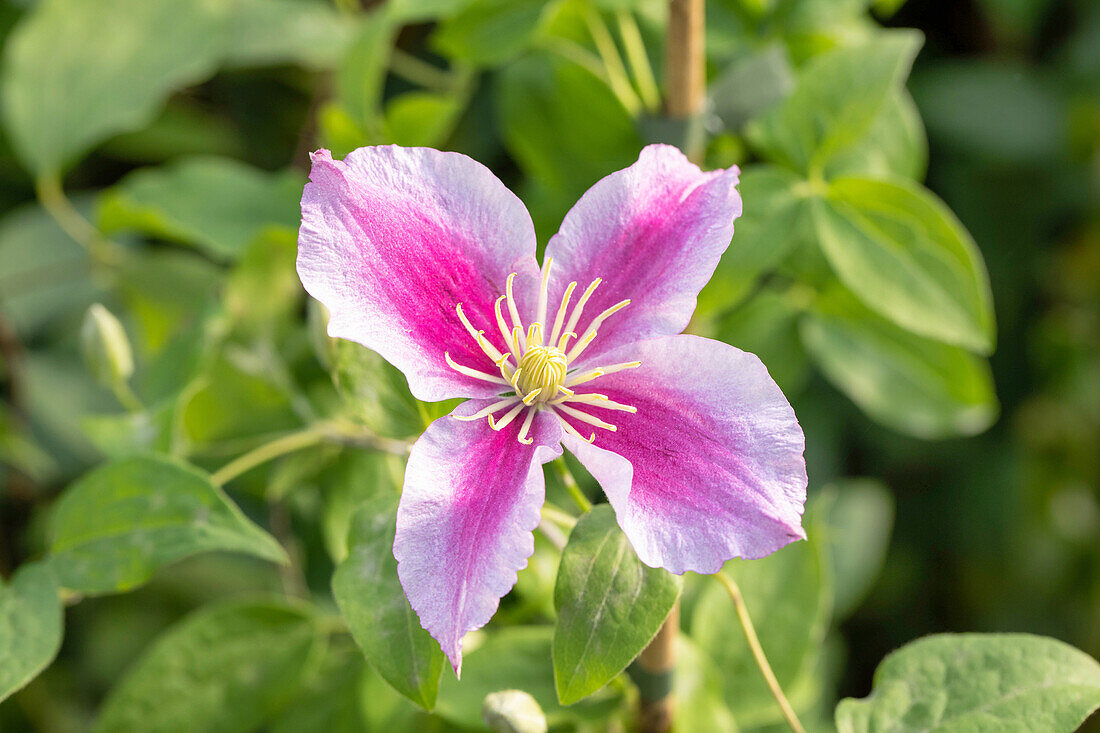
[297,144,807,674]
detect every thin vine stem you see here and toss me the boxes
[713,571,807,733]
[35,175,121,265]
[389,48,461,93]
[210,425,331,487]
[553,458,592,513]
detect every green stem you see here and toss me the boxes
[714,571,806,733]
[111,378,144,414]
[553,458,592,513]
[541,502,578,529]
[35,174,120,265]
[540,36,611,84]
[210,425,331,487]
[390,48,460,93]
[616,11,661,113]
[582,6,643,115]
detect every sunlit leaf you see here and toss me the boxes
[0,562,63,703]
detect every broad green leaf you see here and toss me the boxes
[222,0,358,71]
[820,479,894,619]
[675,637,738,733]
[49,455,287,594]
[0,201,98,337]
[835,634,1100,732]
[825,89,927,181]
[385,91,465,148]
[1,0,358,176]
[337,13,397,129]
[717,288,811,396]
[330,339,424,439]
[1,0,225,175]
[692,528,830,728]
[321,451,403,563]
[746,31,921,174]
[709,44,795,131]
[386,0,475,23]
[223,229,302,335]
[94,599,318,733]
[498,52,640,236]
[271,648,370,733]
[98,157,304,261]
[801,287,997,438]
[552,505,681,704]
[333,495,445,709]
[698,165,811,317]
[0,562,63,703]
[436,626,614,729]
[815,177,994,353]
[432,0,552,68]
[179,347,303,448]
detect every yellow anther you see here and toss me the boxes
[515,344,568,404]
[522,388,543,405]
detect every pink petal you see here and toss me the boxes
[395,400,563,674]
[543,145,741,365]
[298,147,540,402]
[561,335,806,575]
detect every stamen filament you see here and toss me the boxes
[555,403,617,431]
[506,273,525,350]
[522,388,543,405]
[566,299,631,362]
[566,360,641,387]
[535,258,553,345]
[456,303,505,363]
[445,352,510,385]
[552,407,596,443]
[454,397,521,421]
[516,409,537,445]
[489,402,525,431]
[557,331,578,351]
[548,281,577,347]
[494,296,518,355]
[563,278,602,340]
[563,393,637,412]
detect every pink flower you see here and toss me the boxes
[298,144,807,674]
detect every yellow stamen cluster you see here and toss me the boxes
[445,258,640,445]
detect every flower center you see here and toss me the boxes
[444,257,641,445]
[516,344,568,401]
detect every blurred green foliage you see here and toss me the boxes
[0,0,1097,731]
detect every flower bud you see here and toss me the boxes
[81,303,134,386]
[480,689,547,733]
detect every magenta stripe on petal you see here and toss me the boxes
[298,147,540,402]
[395,400,563,674]
[562,335,806,575]
[544,145,741,365]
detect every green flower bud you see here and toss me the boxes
[81,303,134,386]
[481,690,547,733]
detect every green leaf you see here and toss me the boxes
[716,288,811,396]
[825,89,927,181]
[709,44,794,131]
[692,529,830,728]
[835,634,1100,732]
[385,91,465,148]
[337,13,397,129]
[552,505,681,705]
[746,31,921,174]
[0,562,63,703]
[820,479,894,619]
[94,599,318,733]
[675,637,738,733]
[801,286,998,438]
[698,165,811,317]
[0,0,225,175]
[49,454,287,595]
[814,177,995,352]
[498,52,640,236]
[436,626,614,730]
[270,651,369,733]
[333,495,446,709]
[98,157,304,261]
[1,0,358,176]
[222,0,358,71]
[0,201,98,337]
[330,339,424,439]
[432,0,552,68]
